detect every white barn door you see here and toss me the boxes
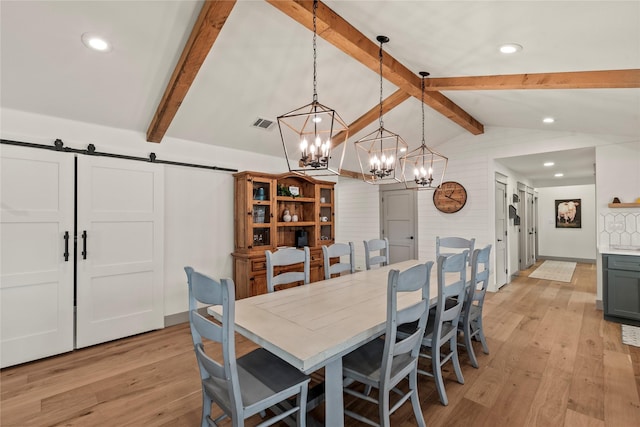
[76,156,164,348]
[1,145,74,367]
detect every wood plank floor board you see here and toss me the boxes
[463,365,507,408]
[2,262,640,427]
[564,408,605,427]
[603,349,640,426]
[485,366,543,427]
[523,365,571,427]
[567,352,606,422]
[632,347,640,404]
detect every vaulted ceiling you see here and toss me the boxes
[1,0,639,178]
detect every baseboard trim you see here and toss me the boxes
[596,299,603,311]
[536,256,596,264]
[164,311,189,327]
[164,308,209,327]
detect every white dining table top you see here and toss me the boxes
[208,259,449,374]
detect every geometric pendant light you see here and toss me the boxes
[354,35,408,184]
[401,71,448,190]
[276,0,348,176]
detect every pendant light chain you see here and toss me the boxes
[421,75,426,145]
[312,0,318,103]
[378,41,384,130]
[401,70,447,190]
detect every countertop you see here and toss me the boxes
[599,245,640,256]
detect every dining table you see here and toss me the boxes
[208,259,454,426]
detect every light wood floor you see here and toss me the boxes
[2,261,640,426]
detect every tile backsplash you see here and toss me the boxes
[599,212,640,247]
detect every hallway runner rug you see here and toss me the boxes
[528,260,576,282]
[622,324,640,348]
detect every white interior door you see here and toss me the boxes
[495,180,508,288]
[518,186,526,271]
[1,145,74,367]
[76,156,164,348]
[381,188,416,263]
[526,189,535,267]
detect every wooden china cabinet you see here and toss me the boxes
[232,171,336,299]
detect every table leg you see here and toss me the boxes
[324,357,344,427]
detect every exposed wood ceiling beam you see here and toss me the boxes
[332,89,410,147]
[426,69,640,91]
[265,0,485,136]
[146,0,237,143]
[339,168,367,180]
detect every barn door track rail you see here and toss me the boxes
[0,138,238,173]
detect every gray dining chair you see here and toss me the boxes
[322,242,355,280]
[184,267,309,427]
[412,251,468,406]
[265,247,310,293]
[363,237,389,270]
[342,261,433,427]
[436,236,475,263]
[459,244,492,368]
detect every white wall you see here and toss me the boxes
[536,185,597,260]
[335,177,380,271]
[3,108,636,311]
[1,108,289,317]
[595,141,640,301]
[336,126,627,294]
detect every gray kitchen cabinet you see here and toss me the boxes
[603,254,640,326]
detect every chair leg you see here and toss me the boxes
[297,387,307,427]
[364,384,373,396]
[464,323,479,368]
[201,393,212,427]
[477,317,490,354]
[431,346,448,406]
[409,369,426,427]
[379,384,391,427]
[450,336,465,385]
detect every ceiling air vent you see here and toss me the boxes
[251,117,275,130]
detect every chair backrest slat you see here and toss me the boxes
[436,237,475,265]
[184,267,242,414]
[381,261,433,381]
[322,242,355,279]
[469,245,492,306]
[266,247,310,292]
[364,238,389,270]
[435,251,468,329]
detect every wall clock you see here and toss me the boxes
[433,181,467,213]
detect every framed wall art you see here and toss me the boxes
[555,199,581,228]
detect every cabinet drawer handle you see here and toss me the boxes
[63,231,70,262]
[82,230,88,260]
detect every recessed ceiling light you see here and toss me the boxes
[81,33,112,52]
[499,43,523,54]
[543,117,555,124]
[554,173,564,177]
[544,162,555,167]
[399,147,407,153]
